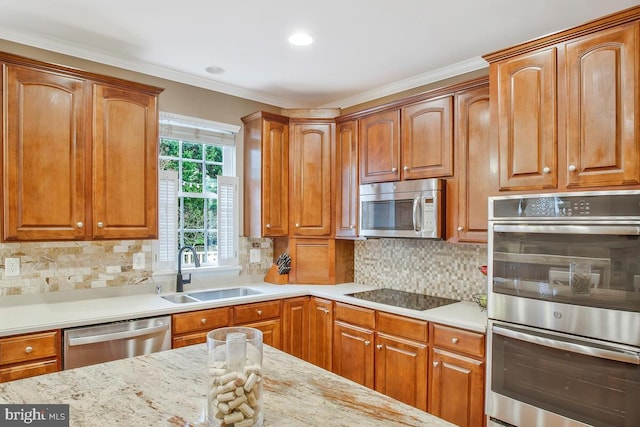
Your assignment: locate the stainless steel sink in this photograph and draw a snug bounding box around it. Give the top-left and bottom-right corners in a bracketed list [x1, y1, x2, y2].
[161, 294, 198, 304]
[187, 287, 261, 301]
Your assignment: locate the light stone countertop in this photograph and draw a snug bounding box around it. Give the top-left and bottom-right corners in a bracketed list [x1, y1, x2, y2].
[0, 344, 455, 427]
[0, 282, 487, 337]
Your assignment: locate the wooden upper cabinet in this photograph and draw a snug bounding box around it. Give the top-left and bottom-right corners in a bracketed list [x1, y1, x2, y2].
[289, 121, 333, 237]
[359, 110, 400, 183]
[92, 84, 159, 239]
[335, 120, 358, 238]
[2, 64, 89, 241]
[454, 84, 491, 243]
[1, 53, 163, 241]
[495, 47, 557, 191]
[401, 96, 453, 180]
[242, 112, 289, 237]
[564, 22, 640, 188]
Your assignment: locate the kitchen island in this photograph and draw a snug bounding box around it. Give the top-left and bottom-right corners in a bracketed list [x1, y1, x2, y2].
[0, 344, 454, 427]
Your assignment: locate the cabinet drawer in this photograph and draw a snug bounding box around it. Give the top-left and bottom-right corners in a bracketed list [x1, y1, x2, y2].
[431, 323, 485, 358]
[0, 358, 59, 382]
[234, 300, 281, 324]
[377, 311, 428, 342]
[0, 330, 60, 365]
[172, 308, 230, 335]
[334, 302, 375, 329]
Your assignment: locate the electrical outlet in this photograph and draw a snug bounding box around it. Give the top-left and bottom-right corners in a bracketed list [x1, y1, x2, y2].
[5, 257, 20, 277]
[133, 253, 145, 270]
[249, 248, 261, 263]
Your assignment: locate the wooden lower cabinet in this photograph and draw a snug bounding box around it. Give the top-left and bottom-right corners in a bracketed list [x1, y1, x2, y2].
[309, 297, 333, 370]
[429, 323, 486, 427]
[171, 307, 230, 348]
[0, 330, 61, 382]
[239, 318, 281, 349]
[282, 297, 310, 358]
[233, 300, 283, 350]
[332, 320, 375, 388]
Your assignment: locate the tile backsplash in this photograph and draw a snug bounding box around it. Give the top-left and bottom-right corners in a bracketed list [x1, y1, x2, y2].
[354, 238, 488, 302]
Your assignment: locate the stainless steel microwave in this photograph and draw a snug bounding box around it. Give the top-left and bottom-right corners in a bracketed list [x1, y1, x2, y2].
[359, 178, 444, 239]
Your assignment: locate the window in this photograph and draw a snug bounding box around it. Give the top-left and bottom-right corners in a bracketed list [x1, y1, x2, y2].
[155, 112, 240, 271]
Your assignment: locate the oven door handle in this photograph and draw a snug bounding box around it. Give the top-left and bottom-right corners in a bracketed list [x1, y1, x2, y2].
[493, 224, 640, 235]
[67, 323, 170, 346]
[493, 325, 640, 365]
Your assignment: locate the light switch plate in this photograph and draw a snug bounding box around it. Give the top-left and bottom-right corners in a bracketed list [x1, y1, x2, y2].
[133, 253, 145, 270]
[5, 257, 20, 277]
[249, 248, 261, 263]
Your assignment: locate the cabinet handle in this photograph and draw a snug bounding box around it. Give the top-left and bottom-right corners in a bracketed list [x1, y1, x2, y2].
[568, 164, 577, 172]
[451, 337, 459, 344]
[25, 346, 33, 354]
[364, 340, 371, 346]
[376, 344, 383, 350]
[433, 361, 439, 367]
[322, 308, 329, 314]
[403, 166, 409, 171]
[97, 222, 104, 228]
[256, 309, 263, 316]
[542, 166, 551, 174]
[265, 224, 271, 229]
[391, 167, 397, 172]
[457, 226, 464, 232]
[201, 318, 207, 324]
[76, 221, 84, 228]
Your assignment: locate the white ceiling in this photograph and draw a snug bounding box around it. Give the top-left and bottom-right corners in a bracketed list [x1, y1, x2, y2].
[0, 0, 638, 109]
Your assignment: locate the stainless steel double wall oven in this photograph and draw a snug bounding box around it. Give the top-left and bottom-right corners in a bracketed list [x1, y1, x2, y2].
[486, 191, 640, 427]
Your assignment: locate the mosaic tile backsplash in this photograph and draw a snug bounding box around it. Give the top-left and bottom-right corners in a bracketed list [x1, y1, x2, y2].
[354, 238, 488, 302]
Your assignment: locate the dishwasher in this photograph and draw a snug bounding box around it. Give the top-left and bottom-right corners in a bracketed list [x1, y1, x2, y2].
[63, 316, 172, 369]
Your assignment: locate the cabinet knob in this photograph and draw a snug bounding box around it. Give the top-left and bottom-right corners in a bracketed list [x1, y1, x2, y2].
[201, 318, 207, 324]
[376, 344, 383, 350]
[76, 221, 84, 228]
[433, 361, 439, 367]
[451, 337, 459, 344]
[457, 226, 464, 232]
[322, 308, 329, 314]
[349, 225, 354, 229]
[295, 223, 300, 228]
[542, 166, 551, 174]
[403, 166, 409, 171]
[391, 167, 397, 172]
[97, 222, 104, 228]
[568, 164, 577, 172]
[364, 340, 371, 346]
[25, 346, 33, 354]
[256, 309, 263, 316]
[265, 224, 271, 229]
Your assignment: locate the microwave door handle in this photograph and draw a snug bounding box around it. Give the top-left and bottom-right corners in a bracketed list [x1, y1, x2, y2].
[413, 196, 421, 232]
[493, 224, 640, 236]
[493, 325, 640, 365]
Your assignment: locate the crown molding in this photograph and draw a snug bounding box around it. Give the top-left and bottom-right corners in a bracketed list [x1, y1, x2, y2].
[323, 57, 489, 109]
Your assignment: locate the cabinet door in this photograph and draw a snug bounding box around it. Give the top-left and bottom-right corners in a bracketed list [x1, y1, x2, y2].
[359, 110, 400, 183]
[495, 48, 557, 190]
[401, 96, 453, 180]
[332, 321, 374, 388]
[262, 117, 289, 236]
[375, 333, 428, 411]
[0, 359, 59, 383]
[92, 84, 158, 239]
[335, 120, 358, 238]
[290, 122, 333, 236]
[564, 22, 640, 188]
[309, 297, 333, 371]
[282, 297, 309, 361]
[429, 348, 485, 427]
[242, 319, 282, 350]
[454, 85, 491, 243]
[3, 64, 88, 240]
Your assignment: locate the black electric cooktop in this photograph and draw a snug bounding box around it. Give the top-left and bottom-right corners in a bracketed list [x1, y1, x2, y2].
[346, 288, 459, 311]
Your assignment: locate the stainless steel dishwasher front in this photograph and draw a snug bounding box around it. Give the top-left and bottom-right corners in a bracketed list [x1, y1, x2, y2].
[63, 316, 172, 369]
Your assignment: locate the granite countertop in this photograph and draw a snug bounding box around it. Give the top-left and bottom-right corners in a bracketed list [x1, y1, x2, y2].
[0, 282, 487, 337]
[0, 344, 455, 427]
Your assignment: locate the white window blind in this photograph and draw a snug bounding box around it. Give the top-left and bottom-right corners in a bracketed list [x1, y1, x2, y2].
[217, 176, 238, 266]
[155, 170, 179, 271]
[159, 112, 238, 147]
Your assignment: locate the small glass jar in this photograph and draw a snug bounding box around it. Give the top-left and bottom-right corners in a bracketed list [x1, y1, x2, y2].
[207, 327, 263, 427]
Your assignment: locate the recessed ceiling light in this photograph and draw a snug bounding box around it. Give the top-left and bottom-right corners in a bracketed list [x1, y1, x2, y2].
[205, 66, 225, 75]
[288, 32, 313, 46]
